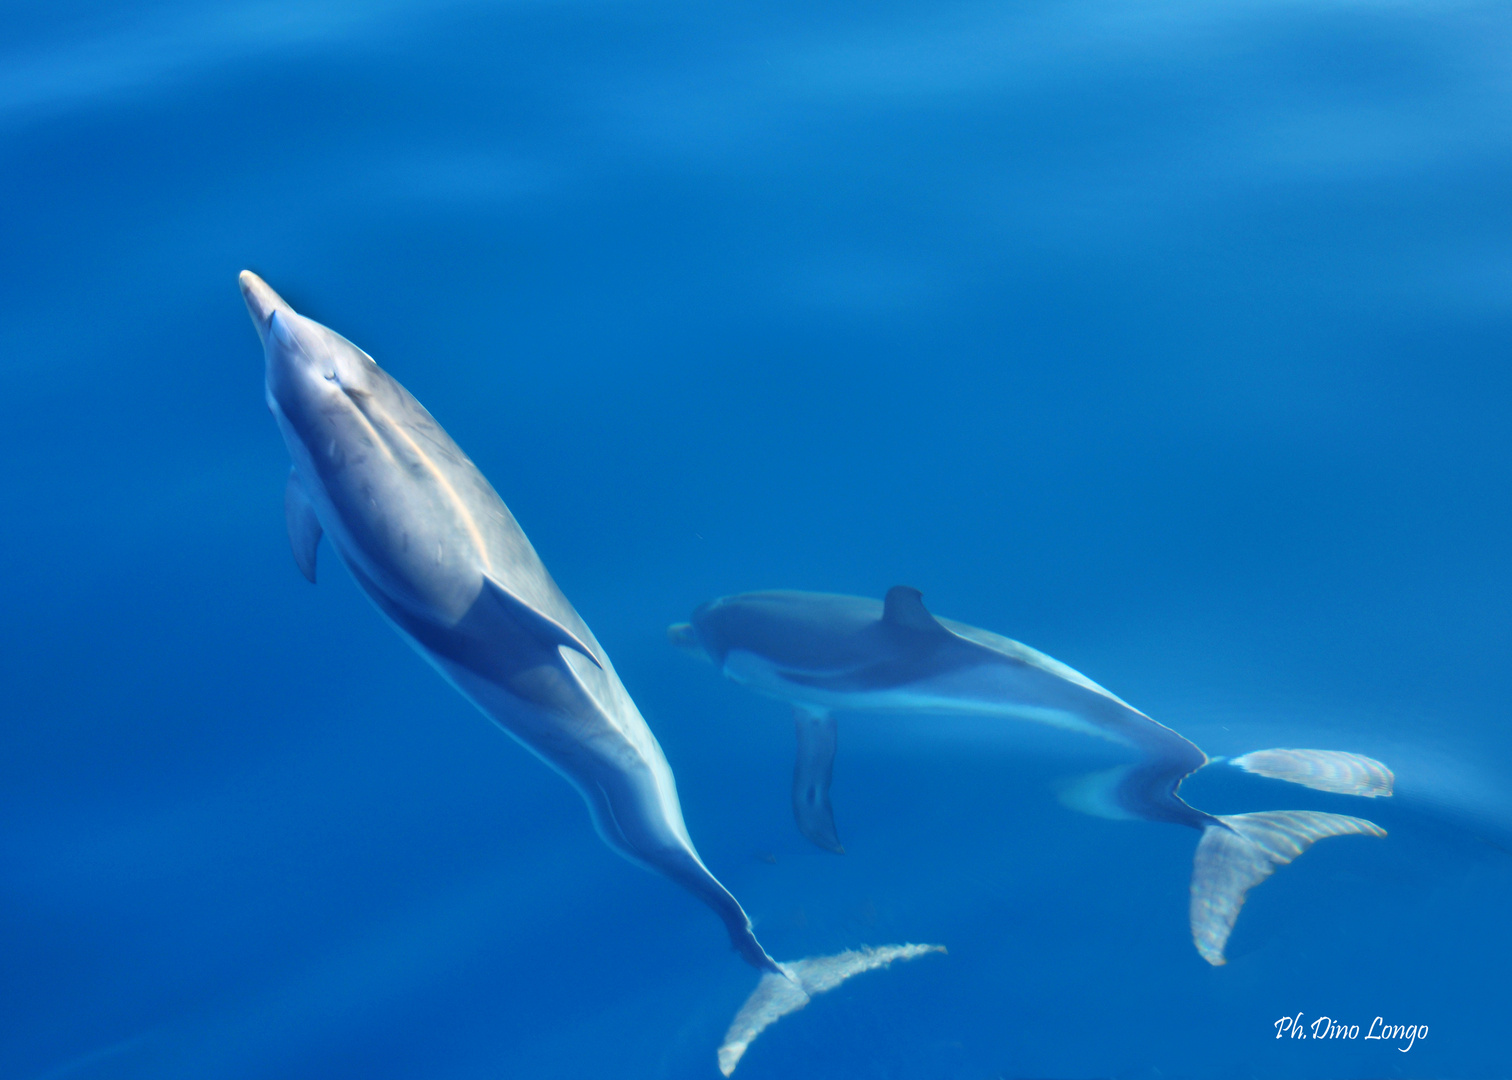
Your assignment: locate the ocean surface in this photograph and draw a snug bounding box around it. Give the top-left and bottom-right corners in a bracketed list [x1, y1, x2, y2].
[3, 1, 1511, 1077]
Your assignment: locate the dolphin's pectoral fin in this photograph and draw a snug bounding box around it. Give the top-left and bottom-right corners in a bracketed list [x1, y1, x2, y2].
[718, 944, 945, 1075]
[791, 706, 843, 853]
[283, 468, 322, 583]
[1189, 810, 1386, 965]
[479, 576, 602, 669]
[1228, 748, 1395, 798]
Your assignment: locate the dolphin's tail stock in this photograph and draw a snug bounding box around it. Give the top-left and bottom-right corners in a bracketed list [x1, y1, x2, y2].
[1189, 810, 1386, 965]
[717, 944, 946, 1075]
[1055, 728, 1215, 830]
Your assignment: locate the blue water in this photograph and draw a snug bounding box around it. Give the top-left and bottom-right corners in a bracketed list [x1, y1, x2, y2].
[3, 1, 1511, 1077]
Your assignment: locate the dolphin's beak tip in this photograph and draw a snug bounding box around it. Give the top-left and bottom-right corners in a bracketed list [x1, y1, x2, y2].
[238, 269, 267, 307]
[667, 622, 714, 664]
[238, 270, 289, 343]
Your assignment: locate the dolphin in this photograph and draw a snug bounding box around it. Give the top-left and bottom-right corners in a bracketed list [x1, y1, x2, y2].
[239, 274, 940, 1073]
[670, 587, 1392, 964]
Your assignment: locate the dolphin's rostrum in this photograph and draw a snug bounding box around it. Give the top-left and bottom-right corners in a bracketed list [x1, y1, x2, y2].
[240, 273, 940, 1072]
[672, 587, 1393, 965]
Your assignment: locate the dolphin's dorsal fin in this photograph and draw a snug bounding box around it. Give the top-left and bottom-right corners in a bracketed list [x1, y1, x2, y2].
[881, 586, 947, 635]
[284, 468, 322, 583]
[480, 576, 603, 669]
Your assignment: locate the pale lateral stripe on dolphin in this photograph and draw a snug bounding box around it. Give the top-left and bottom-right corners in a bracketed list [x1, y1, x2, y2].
[240, 273, 941, 1071]
[672, 587, 1390, 964]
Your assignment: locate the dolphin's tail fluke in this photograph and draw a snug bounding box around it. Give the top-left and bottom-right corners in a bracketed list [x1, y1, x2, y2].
[1189, 810, 1386, 965]
[717, 943, 945, 1075]
[1222, 748, 1395, 798]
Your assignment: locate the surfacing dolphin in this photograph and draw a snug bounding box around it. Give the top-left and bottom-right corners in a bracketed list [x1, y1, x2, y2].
[239, 274, 940, 1074]
[670, 587, 1393, 965]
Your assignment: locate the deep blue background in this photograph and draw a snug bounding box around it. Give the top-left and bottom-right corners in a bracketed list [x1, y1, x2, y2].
[2, 1, 1510, 1077]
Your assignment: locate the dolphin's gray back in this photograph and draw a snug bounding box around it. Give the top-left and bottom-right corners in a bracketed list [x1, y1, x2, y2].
[359, 363, 582, 629]
[325, 359, 659, 759]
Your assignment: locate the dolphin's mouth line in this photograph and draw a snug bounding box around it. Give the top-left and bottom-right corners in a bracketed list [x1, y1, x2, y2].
[775, 662, 869, 682]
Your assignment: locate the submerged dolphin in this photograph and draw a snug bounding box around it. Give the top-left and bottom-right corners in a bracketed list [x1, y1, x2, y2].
[671, 587, 1392, 964]
[240, 274, 940, 1073]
